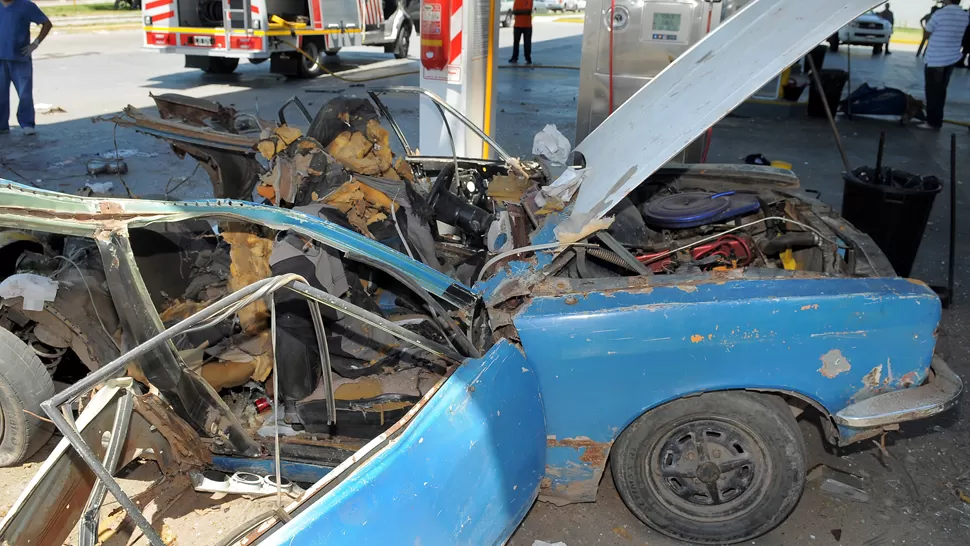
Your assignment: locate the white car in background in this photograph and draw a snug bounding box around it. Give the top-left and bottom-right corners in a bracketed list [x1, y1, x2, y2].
[828, 11, 892, 54]
[546, 0, 580, 12]
[500, 0, 549, 27]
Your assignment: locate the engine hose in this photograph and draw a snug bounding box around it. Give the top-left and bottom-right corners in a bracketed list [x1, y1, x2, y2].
[761, 232, 820, 255]
[586, 247, 641, 273]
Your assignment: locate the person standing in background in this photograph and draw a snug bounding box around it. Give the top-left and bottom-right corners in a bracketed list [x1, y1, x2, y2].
[0, 0, 51, 136]
[961, 6, 970, 67]
[509, 0, 533, 64]
[877, 3, 894, 54]
[918, 2, 944, 57]
[921, 0, 969, 129]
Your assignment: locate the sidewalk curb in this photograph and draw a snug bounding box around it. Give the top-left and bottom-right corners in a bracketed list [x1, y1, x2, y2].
[50, 14, 141, 26]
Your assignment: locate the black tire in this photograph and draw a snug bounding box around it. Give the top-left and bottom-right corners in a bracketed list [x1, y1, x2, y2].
[828, 36, 839, 52]
[385, 23, 412, 59]
[0, 327, 55, 466]
[502, 11, 512, 28]
[873, 44, 884, 54]
[611, 392, 806, 545]
[296, 41, 323, 78]
[201, 57, 239, 74]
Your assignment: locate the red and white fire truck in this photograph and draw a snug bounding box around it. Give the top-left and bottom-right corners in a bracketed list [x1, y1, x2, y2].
[142, 0, 417, 76]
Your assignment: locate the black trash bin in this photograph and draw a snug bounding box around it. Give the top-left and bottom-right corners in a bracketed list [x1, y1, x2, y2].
[807, 69, 848, 118]
[841, 167, 942, 277]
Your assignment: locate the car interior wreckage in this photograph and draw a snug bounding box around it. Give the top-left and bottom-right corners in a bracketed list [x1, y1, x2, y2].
[0, 0, 962, 544]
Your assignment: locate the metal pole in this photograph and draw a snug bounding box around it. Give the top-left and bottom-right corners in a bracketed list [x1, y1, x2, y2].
[806, 53, 852, 173]
[846, 42, 852, 120]
[949, 133, 957, 305]
[43, 394, 165, 546]
[78, 387, 135, 546]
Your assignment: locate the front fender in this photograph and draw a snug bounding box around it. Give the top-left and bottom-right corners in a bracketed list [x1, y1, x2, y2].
[514, 276, 941, 504]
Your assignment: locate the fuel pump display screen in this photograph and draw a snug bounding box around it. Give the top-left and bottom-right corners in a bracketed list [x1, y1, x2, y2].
[652, 12, 682, 32]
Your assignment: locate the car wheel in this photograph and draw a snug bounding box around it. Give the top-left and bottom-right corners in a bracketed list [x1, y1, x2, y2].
[0, 327, 55, 466]
[502, 10, 512, 27]
[297, 41, 323, 78]
[200, 57, 239, 74]
[611, 392, 806, 545]
[873, 44, 884, 54]
[386, 22, 412, 59]
[828, 36, 839, 52]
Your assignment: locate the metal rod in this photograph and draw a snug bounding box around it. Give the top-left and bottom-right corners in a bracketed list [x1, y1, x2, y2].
[875, 132, 886, 184]
[42, 392, 164, 546]
[366, 86, 516, 164]
[949, 133, 957, 304]
[368, 90, 414, 157]
[78, 385, 135, 546]
[47, 274, 461, 413]
[287, 281, 462, 362]
[46, 275, 293, 410]
[270, 295, 282, 508]
[846, 42, 852, 120]
[39, 274, 463, 546]
[805, 54, 852, 172]
[308, 300, 337, 425]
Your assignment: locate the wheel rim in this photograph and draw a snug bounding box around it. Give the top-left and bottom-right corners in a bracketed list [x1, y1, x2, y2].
[645, 418, 770, 521]
[399, 27, 411, 57]
[302, 42, 320, 73]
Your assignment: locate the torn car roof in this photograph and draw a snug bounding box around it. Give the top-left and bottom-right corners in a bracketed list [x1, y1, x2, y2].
[570, 0, 882, 221]
[0, 180, 477, 310]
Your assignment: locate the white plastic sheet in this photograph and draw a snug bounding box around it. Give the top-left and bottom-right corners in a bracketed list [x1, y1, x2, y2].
[532, 124, 572, 165]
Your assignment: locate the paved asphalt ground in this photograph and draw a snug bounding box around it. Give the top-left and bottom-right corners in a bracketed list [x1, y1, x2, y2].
[3, 19, 970, 546]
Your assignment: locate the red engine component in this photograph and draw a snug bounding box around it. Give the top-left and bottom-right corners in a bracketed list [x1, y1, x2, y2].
[637, 234, 754, 273]
[254, 397, 271, 413]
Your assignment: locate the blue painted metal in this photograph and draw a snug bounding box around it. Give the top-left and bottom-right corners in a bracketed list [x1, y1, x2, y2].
[262, 340, 546, 545]
[0, 181, 476, 309]
[476, 210, 566, 298]
[514, 276, 941, 502]
[210, 456, 332, 484]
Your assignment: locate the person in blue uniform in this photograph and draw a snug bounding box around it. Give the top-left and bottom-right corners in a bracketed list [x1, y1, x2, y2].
[0, 0, 52, 135]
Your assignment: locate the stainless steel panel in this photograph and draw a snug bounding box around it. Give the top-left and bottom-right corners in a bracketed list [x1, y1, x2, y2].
[576, 0, 752, 148]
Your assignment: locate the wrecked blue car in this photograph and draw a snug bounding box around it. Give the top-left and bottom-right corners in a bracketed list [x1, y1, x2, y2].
[0, 1, 961, 545]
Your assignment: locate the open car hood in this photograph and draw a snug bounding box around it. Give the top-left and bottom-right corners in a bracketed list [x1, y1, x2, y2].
[569, 0, 882, 222]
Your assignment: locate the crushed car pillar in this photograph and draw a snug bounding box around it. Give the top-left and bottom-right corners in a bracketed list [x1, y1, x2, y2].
[95, 230, 262, 457]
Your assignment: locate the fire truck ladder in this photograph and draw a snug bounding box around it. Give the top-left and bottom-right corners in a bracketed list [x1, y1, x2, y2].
[223, 0, 254, 42]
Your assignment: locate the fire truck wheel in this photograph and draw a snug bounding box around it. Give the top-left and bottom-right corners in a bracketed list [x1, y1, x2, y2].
[201, 57, 239, 74]
[386, 22, 412, 59]
[297, 42, 324, 78]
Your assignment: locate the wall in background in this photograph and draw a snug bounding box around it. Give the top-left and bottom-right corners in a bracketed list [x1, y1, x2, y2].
[889, 1, 944, 28]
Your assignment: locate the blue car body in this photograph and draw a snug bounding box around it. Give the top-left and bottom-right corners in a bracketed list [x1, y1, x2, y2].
[0, 177, 959, 545]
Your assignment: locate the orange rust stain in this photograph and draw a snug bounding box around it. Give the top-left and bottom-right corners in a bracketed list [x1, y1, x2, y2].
[900, 371, 920, 388]
[800, 304, 819, 311]
[98, 201, 125, 214]
[904, 278, 929, 287]
[547, 436, 610, 465]
[690, 334, 704, 343]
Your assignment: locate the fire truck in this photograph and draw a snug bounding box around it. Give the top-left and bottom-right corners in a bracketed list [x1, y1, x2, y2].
[142, 0, 417, 76]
